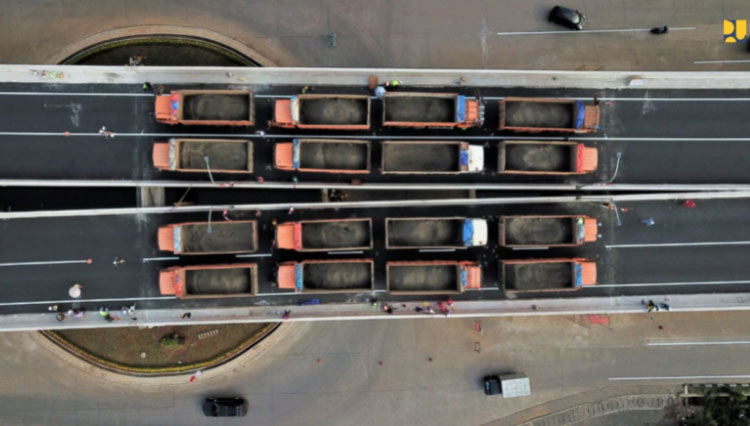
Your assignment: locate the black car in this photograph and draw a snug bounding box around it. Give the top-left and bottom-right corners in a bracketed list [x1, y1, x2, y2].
[483, 376, 501, 395]
[202, 397, 248, 417]
[548, 5, 586, 30]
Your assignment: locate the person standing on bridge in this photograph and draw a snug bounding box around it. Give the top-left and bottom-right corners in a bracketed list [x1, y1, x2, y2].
[640, 218, 656, 226]
[68, 283, 82, 299]
[680, 200, 696, 208]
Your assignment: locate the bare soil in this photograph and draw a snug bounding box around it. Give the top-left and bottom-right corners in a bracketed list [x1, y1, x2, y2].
[502, 143, 573, 172]
[504, 262, 573, 290]
[182, 94, 250, 121]
[504, 217, 573, 245]
[503, 101, 573, 128]
[299, 141, 369, 170]
[52, 323, 272, 369]
[299, 98, 368, 125]
[387, 219, 463, 247]
[181, 222, 256, 253]
[303, 262, 373, 290]
[382, 143, 459, 172]
[301, 220, 371, 249]
[388, 265, 457, 292]
[179, 141, 251, 171]
[384, 96, 454, 123]
[185, 268, 254, 295]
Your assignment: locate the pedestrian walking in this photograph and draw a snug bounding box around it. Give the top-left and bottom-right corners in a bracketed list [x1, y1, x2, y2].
[641, 218, 656, 226]
[181, 312, 192, 319]
[56, 313, 66, 322]
[645, 300, 658, 312]
[113, 257, 126, 266]
[73, 309, 85, 318]
[47, 304, 59, 312]
[282, 310, 291, 320]
[374, 86, 386, 99]
[659, 303, 671, 311]
[68, 283, 82, 298]
[104, 314, 114, 322]
[99, 307, 109, 317]
[385, 79, 402, 88]
[681, 200, 696, 208]
[142, 82, 153, 92]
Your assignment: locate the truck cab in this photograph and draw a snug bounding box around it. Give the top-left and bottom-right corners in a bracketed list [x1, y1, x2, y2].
[465, 218, 488, 246]
[464, 145, 484, 173]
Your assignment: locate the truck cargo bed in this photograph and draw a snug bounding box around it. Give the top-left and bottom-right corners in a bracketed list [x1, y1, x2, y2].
[388, 265, 456, 292]
[504, 262, 573, 290]
[382, 143, 460, 173]
[299, 141, 369, 171]
[185, 268, 255, 295]
[182, 94, 251, 121]
[503, 101, 573, 128]
[180, 222, 257, 253]
[303, 263, 373, 290]
[387, 219, 463, 247]
[299, 98, 368, 125]
[384, 96, 454, 123]
[302, 220, 371, 250]
[178, 140, 251, 171]
[502, 143, 574, 172]
[504, 217, 573, 246]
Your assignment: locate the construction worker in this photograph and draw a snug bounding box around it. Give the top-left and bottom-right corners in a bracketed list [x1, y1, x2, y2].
[385, 79, 402, 88]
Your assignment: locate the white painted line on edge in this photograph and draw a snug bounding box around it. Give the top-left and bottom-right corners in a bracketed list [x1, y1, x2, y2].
[328, 250, 364, 255]
[235, 253, 273, 258]
[695, 59, 750, 65]
[648, 340, 750, 347]
[607, 241, 750, 249]
[419, 248, 457, 253]
[0, 296, 176, 307]
[512, 246, 550, 251]
[496, 27, 695, 36]
[142, 256, 179, 263]
[610, 374, 750, 381]
[0, 259, 91, 267]
[597, 280, 750, 288]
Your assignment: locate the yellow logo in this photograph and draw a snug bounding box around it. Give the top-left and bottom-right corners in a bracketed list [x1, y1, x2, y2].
[724, 20, 748, 42]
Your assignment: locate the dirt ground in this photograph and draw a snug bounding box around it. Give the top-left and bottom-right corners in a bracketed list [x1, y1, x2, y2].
[504, 217, 573, 246]
[301, 220, 371, 250]
[185, 268, 254, 295]
[52, 323, 271, 368]
[299, 98, 368, 125]
[382, 143, 459, 172]
[182, 94, 251, 121]
[504, 262, 573, 290]
[503, 101, 573, 128]
[384, 97, 454, 123]
[181, 222, 256, 253]
[178, 140, 251, 171]
[388, 265, 457, 292]
[502, 143, 573, 172]
[299, 141, 369, 171]
[303, 262, 373, 290]
[387, 219, 463, 247]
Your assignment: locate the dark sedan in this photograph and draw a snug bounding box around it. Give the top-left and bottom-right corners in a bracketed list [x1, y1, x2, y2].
[202, 397, 248, 417]
[548, 5, 586, 30]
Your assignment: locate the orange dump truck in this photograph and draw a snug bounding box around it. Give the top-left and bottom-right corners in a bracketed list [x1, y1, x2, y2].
[275, 218, 372, 252]
[501, 258, 596, 293]
[274, 139, 370, 173]
[386, 261, 482, 294]
[500, 215, 597, 248]
[382, 92, 484, 128]
[155, 90, 254, 126]
[271, 94, 370, 130]
[158, 220, 258, 255]
[499, 97, 599, 133]
[159, 263, 258, 298]
[153, 139, 253, 173]
[277, 259, 374, 293]
[499, 141, 597, 175]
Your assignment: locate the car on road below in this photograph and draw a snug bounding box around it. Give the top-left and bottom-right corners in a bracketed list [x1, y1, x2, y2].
[202, 397, 248, 417]
[548, 5, 586, 30]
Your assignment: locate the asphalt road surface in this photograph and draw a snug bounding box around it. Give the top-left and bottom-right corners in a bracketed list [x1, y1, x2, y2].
[2, 197, 750, 315]
[3, 84, 750, 184]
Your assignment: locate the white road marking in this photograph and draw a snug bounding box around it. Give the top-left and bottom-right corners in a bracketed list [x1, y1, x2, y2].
[0, 296, 176, 306]
[0, 259, 91, 267]
[610, 374, 750, 381]
[512, 246, 550, 250]
[328, 250, 364, 255]
[597, 280, 750, 288]
[648, 340, 750, 347]
[607, 241, 750, 249]
[695, 59, 750, 64]
[496, 27, 695, 36]
[142, 256, 179, 262]
[235, 253, 273, 258]
[419, 248, 456, 253]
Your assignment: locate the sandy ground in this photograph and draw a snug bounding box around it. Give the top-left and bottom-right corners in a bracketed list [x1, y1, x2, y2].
[382, 143, 459, 173]
[301, 220, 371, 250]
[388, 264, 457, 292]
[504, 262, 574, 291]
[179, 140, 251, 171]
[181, 222, 256, 253]
[503, 101, 574, 128]
[182, 94, 250, 121]
[384, 96, 454, 123]
[502, 143, 573, 172]
[303, 262, 373, 290]
[504, 217, 573, 246]
[299, 98, 368, 125]
[387, 219, 463, 248]
[299, 141, 370, 171]
[185, 268, 254, 295]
